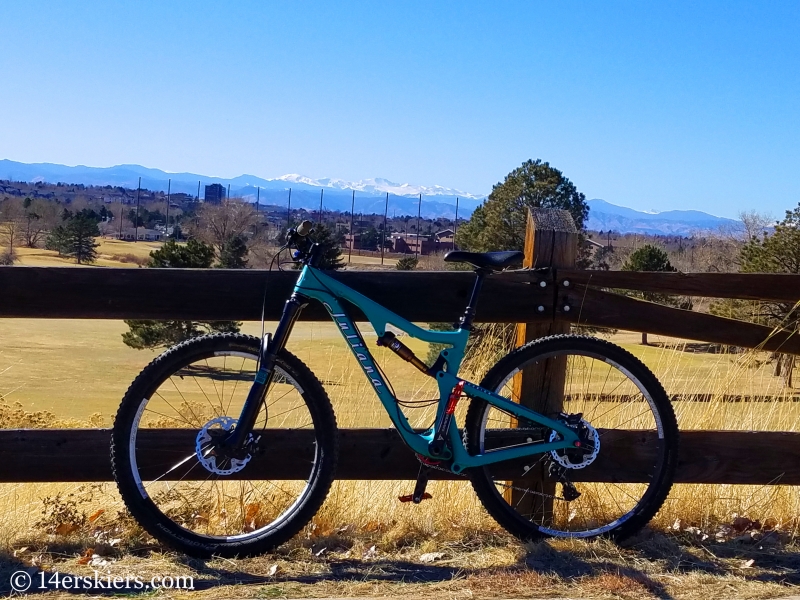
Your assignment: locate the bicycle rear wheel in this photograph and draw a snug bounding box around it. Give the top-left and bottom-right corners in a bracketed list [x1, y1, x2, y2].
[111, 333, 338, 557]
[465, 335, 678, 541]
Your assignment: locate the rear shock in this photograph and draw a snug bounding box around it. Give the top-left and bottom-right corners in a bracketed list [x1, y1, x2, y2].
[376, 331, 430, 374]
[428, 380, 464, 456]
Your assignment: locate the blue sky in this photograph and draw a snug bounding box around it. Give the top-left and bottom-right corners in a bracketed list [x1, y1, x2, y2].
[0, 1, 798, 218]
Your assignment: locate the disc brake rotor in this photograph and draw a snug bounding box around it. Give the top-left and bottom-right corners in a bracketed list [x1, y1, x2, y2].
[195, 416, 252, 475]
[548, 419, 600, 469]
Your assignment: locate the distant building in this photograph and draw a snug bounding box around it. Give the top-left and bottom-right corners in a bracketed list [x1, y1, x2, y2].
[389, 230, 456, 255]
[391, 233, 434, 255]
[204, 183, 226, 204]
[433, 229, 456, 252]
[115, 228, 164, 242]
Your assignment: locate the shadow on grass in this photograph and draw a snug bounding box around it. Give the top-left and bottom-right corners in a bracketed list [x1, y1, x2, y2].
[1, 532, 799, 596]
[650, 341, 734, 354]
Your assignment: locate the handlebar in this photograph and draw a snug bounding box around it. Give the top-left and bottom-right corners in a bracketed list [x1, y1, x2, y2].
[284, 220, 319, 267]
[296, 220, 313, 237]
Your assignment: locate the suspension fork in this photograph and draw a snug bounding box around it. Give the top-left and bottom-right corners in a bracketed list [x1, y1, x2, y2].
[225, 292, 308, 449]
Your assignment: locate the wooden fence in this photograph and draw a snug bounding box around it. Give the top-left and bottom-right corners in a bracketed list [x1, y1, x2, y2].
[1, 208, 799, 485]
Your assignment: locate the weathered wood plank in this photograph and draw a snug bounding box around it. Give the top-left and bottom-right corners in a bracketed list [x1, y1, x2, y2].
[561, 286, 800, 355]
[1, 428, 798, 485]
[512, 209, 577, 516]
[559, 270, 800, 302]
[0, 267, 550, 322]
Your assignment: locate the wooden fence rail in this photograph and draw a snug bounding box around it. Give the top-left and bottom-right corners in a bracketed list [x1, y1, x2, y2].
[2, 207, 800, 485]
[2, 270, 800, 354]
[559, 269, 800, 302]
[3, 429, 799, 485]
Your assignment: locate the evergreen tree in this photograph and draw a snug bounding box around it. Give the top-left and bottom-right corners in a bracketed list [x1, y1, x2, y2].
[149, 238, 215, 268]
[122, 239, 242, 350]
[44, 212, 100, 263]
[45, 224, 70, 255]
[456, 159, 589, 252]
[359, 226, 380, 251]
[711, 204, 800, 385]
[217, 235, 249, 268]
[67, 213, 101, 264]
[396, 256, 419, 270]
[621, 245, 684, 345]
[306, 224, 344, 270]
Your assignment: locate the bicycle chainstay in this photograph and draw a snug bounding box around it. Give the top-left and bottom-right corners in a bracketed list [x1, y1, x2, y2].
[413, 454, 570, 503]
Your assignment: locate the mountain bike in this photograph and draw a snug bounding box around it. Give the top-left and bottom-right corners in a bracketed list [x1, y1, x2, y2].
[111, 221, 679, 557]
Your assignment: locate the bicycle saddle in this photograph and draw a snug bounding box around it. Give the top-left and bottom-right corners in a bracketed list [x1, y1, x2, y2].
[443, 250, 524, 271]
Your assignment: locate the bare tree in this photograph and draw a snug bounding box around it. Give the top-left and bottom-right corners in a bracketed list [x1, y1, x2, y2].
[739, 210, 774, 241]
[191, 198, 258, 252]
[0, 198, 25, 260]
[22, 198, 59, 248]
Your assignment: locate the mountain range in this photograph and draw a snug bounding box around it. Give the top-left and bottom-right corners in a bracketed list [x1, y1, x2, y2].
[586, 199, 743, 236]
[0, 160, 481, 220]
[1, 159, 742, 235]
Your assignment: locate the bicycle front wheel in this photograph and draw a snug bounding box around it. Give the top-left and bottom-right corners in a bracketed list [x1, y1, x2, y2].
[111, 333, 338, 557]
[465, 335, 678, 541]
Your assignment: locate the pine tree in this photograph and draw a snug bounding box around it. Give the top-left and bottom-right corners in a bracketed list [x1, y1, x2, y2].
[304, 224, 344, 270]
[217, 235, 249, 269]
[122, 239, 242, 350]
[67, 213, 100, 264]
[621, 245, 684, 345]
[45, 224, 70, 255]
[44, 210, 100, 263]
[359, 226, 380, 251]
[395, 256, 418, 270]
[456, 159, 589, 252]
[148, 238, 215, 268]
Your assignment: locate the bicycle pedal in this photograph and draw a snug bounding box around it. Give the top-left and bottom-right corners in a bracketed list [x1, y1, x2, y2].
[398, 492, 432, 503]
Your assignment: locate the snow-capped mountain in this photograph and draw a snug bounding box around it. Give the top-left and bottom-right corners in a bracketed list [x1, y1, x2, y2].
[0, 159, 744, 234]
[0, 160, 484, 218]
[275, 174, 484, 199]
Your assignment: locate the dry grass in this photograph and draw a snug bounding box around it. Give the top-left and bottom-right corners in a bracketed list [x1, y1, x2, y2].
[1, 522, 798, 598]
[10, 238, 162, 268]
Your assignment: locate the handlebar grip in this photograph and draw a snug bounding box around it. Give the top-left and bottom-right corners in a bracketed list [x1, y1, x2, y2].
[296, 220, 313, 237]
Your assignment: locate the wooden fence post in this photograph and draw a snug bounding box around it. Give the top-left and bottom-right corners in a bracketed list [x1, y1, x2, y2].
[509, 208, 578, 520]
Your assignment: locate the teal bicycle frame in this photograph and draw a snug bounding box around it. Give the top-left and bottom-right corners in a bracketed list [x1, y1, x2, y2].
[288, 265, 580, 474]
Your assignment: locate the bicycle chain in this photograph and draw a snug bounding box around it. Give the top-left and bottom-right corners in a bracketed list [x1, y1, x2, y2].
[414, 454, 568, 503]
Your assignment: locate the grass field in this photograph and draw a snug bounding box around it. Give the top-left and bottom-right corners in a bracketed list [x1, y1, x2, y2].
[5, 319, 798, 531]
[2, 319, 799, 430]
[13, 239, 161, 268]
[12, 238, 398, 269]
[0, 319, 438, 426]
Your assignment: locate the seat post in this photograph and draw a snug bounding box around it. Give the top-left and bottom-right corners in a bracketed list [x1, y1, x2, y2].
[457, 269, 488, 331]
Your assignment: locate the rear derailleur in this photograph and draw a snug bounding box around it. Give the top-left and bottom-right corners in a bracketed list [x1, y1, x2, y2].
[548, 461, 581, 502]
